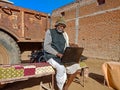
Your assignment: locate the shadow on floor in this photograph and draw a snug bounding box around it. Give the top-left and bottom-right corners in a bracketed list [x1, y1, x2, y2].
[89, 73, 104, 84]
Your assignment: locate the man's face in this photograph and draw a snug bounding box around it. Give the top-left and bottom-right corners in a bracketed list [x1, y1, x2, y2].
[56, 24, 65, 32]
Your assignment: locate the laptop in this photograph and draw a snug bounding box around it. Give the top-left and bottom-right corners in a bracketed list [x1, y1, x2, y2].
[61, 47, 84, 66]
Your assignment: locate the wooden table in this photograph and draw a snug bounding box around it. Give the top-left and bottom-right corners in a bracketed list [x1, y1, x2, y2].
[0, 64, 55, 90]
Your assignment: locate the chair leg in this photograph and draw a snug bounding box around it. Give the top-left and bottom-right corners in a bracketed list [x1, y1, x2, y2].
[82, 68, 85, 87]
[74, 68, 88, 87]
[64, 67, 89, 90]
[76, 69, 85, 87]
[64, 71, 78, 90]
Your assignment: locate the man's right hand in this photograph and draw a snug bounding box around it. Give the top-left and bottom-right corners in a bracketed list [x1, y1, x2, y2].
[56, 53, 63, 59]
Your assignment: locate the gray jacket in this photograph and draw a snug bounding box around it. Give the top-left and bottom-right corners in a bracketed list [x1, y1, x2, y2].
[44, 29, 69, 56]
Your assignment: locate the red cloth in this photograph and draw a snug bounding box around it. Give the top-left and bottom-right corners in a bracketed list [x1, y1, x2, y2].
[23, 65, 36, 76]
[13, 65, 24, 69]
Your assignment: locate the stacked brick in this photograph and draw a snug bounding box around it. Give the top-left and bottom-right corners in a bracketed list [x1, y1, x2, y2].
[51, 0, 120, 61]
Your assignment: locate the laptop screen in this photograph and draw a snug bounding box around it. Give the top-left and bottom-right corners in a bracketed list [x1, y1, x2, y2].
[61, 47, 84, 65]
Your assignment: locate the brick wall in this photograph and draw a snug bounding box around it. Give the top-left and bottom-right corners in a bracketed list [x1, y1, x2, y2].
[51, 0, 120, 61]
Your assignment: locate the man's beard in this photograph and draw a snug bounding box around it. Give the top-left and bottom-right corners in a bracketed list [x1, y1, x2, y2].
[57, 29, 64, 33]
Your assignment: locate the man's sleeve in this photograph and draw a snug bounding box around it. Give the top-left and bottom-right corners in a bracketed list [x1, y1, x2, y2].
[44, 29, 58, 55]
[63, 32, 69, 47]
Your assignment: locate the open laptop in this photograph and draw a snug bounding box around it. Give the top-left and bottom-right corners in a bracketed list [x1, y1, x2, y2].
[61, 47, 84, 66]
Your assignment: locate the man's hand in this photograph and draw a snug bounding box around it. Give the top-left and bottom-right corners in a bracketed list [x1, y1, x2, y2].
[56, 53, 63, 58]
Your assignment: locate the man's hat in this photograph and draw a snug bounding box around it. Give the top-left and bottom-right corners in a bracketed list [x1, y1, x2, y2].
[55, 17, 66, 28]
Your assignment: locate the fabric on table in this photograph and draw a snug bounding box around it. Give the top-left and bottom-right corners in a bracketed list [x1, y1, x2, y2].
[0, 65, 14, 79]
[23, 65, 36, 76]
[11, 65, 24, 78]
[0, 63, 55, 80]
[35, 66, 54, 75]
[31, 62, 54, 75]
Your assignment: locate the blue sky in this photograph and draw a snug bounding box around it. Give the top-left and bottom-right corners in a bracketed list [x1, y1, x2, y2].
[10, 0, 74, 14]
